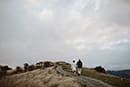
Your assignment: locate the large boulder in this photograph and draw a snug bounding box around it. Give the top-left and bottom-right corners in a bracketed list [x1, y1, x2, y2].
[56, 61, 71, 71]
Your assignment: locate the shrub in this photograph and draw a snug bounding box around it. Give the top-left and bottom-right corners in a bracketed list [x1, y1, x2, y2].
[24, 63, 29, 72]
[94, 66, 106, 73]
[35, 62, 44, 69]
[15, 66, 23, 73]
[44, 61, 54, 68]
[28, 65, 35, 71]
[0, 65, 12, 78]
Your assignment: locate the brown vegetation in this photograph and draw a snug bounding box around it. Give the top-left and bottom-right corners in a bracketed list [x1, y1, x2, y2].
[0, 65, 12, 78]
[0, 67, 81, 87]
[44, 61, 55, 68]
[1, 61, 130, 87]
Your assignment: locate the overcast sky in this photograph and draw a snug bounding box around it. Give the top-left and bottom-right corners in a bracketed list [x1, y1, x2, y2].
[0, 0, 130, 70]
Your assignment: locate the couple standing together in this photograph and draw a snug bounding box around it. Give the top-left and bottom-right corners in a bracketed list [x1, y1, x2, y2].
[71, 59, 83, 76]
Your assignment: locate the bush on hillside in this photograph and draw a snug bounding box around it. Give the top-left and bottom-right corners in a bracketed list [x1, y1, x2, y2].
[44, 61, 54, 68]
[24, 63, 29, 72]
[28, 65, 35, 71]
[15, 66, 23, 73]
[0, 65, 12, 78]
[35, 62, 44, 69]
[94, 66, 106, 73]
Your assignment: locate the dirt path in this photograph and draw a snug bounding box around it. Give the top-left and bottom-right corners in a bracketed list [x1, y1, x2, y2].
[77, 76, 113, 87]
[56, 66, 113, 87]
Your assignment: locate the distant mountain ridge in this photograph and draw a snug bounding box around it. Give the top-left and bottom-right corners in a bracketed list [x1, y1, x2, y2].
[107, 70, 130, 78]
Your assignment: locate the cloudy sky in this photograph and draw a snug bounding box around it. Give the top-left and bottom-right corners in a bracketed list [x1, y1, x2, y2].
[0, 0, 130, 70]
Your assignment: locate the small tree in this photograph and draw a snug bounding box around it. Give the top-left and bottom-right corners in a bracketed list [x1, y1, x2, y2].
[2, 66, 12, 74]
[0, 65, 12, 78]
[24, 63, 29, 72]
[16, 66, 23, 73]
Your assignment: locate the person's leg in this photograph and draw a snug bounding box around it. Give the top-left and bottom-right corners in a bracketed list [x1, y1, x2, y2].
[73, 71, 77, 76]
[79, 68, 82, 75]
[77, 68, 82, 76]
[77, 68, 80, 76]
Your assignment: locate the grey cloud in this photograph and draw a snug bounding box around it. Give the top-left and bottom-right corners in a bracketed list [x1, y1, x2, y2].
[96, 0, 130, 27]
[0, 0, 130, 70]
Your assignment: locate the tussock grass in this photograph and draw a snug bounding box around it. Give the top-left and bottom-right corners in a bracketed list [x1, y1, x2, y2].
[0, 67, 82, 87]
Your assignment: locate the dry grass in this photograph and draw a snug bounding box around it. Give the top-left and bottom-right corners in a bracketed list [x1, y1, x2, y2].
[82, 68, 130, 87]
[0, 67, 82, 87]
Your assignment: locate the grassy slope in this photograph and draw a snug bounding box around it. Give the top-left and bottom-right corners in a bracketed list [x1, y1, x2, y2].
[0, 67, 82, 87]
[82, 68, 130, 87]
